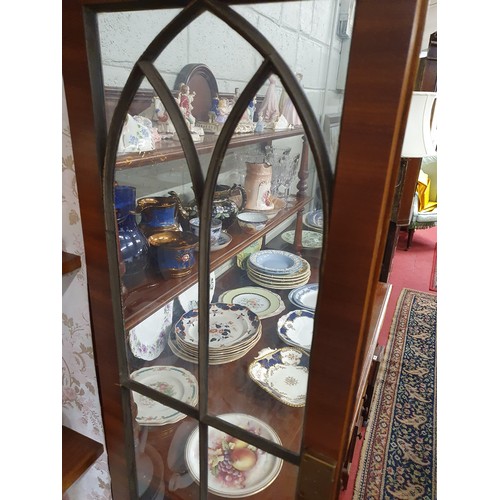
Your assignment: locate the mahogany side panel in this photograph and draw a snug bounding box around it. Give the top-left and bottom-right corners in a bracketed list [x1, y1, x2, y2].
[300, 0, 429, 496]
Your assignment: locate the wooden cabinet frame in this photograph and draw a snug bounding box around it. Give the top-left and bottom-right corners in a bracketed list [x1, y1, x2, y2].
[62, 1, 428, 498]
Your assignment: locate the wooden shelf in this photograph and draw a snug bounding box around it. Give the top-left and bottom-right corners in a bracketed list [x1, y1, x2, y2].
[62, 425, 104, 493]
[115, 127, 305, 170]
[123, 196, 311, 330]
[62, 251, 81, 275]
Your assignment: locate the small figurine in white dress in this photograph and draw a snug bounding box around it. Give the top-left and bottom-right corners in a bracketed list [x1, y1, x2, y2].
[279, 72, 303, 127]
[259, 75, 280, 124]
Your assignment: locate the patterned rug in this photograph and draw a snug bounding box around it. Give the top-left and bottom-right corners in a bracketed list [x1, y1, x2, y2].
[353, 288, 437, 499]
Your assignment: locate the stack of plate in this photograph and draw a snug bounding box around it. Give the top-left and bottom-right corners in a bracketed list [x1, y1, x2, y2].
[303, 209, 323, 231]
[246, 250, 311, 290]
[288, 283, 318, 311]
[277, 309, 315, 351]
[130, 366, 198, 426]
[168, 303, 262, 365]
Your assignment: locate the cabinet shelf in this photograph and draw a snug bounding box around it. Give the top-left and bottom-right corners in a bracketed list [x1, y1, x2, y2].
[62, 425, 104, 493]
[123, 196, 311, 330]
[115, 127, 305, 170]
[62, 251, 81, 275]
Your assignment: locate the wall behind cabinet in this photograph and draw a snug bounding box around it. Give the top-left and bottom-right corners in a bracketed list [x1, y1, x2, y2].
[62, 84, 112, 500]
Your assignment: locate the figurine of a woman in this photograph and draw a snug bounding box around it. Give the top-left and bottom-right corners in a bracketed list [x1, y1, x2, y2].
[259, 75, 280, 123]
[178, 83, 196, 129]
[279, 73, 303, 127]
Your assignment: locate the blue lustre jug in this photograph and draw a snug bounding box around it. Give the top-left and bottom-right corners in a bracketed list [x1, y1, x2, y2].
[114, 185, 149, 289]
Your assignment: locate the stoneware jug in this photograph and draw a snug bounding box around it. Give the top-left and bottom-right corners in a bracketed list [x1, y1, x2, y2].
[244, 161, 274, 211]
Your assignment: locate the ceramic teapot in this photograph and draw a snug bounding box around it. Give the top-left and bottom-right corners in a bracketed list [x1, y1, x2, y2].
[176, 184, 247, 230]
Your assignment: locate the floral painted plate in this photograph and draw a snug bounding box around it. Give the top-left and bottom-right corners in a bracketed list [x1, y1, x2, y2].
[288, 283, 319, 311]
[280, 230, 323, 249]
[130, 366, 198, 425]
[212, 231, 232, 251]
[185, 413, 283, 498]
[218, 286, 285, 320]
[248, 347, 309, 407]
[277, 310, 315, 350]
[174, 303, 261, 349]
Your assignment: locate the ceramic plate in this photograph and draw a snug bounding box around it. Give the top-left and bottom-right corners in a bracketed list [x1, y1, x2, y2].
[280, 230, 323, 249]
[303, 209, 323, 231]
[178, 272, 216, 313]
[248, 347, 309, 407]
[218, 287, 285, 319]
[288, 283, 319, 311]
[212, 232, 232, 251]
[174, 303, 261, 349]
[130, 366, 198, 425]
[185, 413, 283, 497]
[248, 250, 302, 275]
[129, 302, 173, 361]
[277, 310, 315, 350]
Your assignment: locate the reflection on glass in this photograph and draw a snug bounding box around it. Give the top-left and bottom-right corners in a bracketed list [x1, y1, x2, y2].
[132, 405, 199, 499]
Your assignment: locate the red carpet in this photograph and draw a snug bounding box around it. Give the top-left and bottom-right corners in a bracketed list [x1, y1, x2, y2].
[340, 225, 437, 499]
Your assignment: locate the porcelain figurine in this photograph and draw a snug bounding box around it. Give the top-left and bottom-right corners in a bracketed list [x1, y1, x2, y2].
[259, 75, 280, 126]
[279, 73, 303, 127]
[118, 114, 155, 153]
[140, 96, 175, 137]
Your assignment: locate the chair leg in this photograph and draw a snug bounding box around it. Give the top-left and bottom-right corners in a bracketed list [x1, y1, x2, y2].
[406, 228, 415, 250]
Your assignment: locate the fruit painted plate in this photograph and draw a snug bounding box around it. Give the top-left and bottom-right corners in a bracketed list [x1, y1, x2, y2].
[130, 366, 198, 425]
[185, 413, 283, 498]
[248, 347, 309, 407]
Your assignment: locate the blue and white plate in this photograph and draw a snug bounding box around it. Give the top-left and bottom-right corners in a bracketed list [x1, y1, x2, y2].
[248, 250, 302, 275]
[288, 283, 318, 311]
[303, 209, 323, 231]
[277, 309, 315, 350]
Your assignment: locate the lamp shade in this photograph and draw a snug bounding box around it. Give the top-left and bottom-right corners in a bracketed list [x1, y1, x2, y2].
[401, 91, 437, 158]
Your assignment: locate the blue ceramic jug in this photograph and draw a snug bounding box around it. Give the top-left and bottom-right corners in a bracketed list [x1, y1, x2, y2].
[136, 196, 184, 238]
[114, 185, 149, 288]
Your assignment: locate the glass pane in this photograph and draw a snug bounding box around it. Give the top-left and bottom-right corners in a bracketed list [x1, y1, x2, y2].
[98, 0, 356, 495]
[131, 399, 200, 499]
[185, 417, 299, 499]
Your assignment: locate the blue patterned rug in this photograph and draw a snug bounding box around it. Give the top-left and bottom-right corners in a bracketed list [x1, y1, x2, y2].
[353, 288, 437, 499]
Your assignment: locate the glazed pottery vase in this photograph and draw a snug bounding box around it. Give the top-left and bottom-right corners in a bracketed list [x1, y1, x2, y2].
[114, 185, 150, 289]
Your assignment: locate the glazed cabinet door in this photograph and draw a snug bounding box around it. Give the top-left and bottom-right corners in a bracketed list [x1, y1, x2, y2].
[62, 1, 427, 498]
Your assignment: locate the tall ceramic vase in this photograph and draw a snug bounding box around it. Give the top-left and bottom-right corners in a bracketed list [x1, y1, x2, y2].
[114, 185, 150, 289]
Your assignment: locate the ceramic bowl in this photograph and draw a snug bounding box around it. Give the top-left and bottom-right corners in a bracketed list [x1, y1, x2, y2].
[189, 217, 222, 245]
[148, 230, 198, 279]
[237, 212, 269, 234]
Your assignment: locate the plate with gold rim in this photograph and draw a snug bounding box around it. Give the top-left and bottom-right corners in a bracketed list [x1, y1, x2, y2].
[218, 287, 285, 319]
[248, 347, 309, 407]
[130, 366, 198, 425]
[185, 413, 283, 498]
